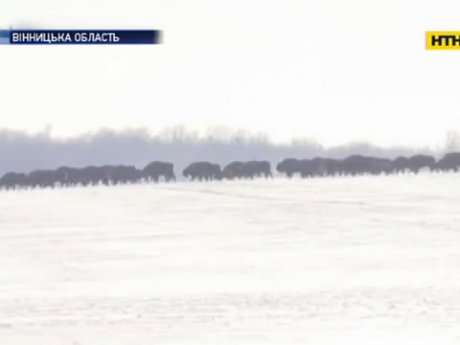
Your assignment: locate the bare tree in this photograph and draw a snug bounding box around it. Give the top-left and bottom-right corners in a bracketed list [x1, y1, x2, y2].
[157, 125, 198, 143]
[445, 129, 460, 152]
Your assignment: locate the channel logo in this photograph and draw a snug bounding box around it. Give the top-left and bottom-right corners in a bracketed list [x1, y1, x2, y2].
[426, 31, 460, 50]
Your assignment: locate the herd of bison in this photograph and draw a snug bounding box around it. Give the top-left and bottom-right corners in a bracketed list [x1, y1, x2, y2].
[1, 152, 460, 190]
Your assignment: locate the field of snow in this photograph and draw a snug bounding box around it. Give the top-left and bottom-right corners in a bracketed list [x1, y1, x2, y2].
[0, 173, 460, 344]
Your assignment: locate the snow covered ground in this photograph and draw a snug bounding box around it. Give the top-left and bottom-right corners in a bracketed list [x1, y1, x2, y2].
[0, 173, 460, 344]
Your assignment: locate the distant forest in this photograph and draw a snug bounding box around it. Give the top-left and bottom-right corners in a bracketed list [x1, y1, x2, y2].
[0, 125, 457, 178]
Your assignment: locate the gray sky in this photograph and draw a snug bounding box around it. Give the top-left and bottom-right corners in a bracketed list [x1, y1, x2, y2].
[1, 0, 460, 148]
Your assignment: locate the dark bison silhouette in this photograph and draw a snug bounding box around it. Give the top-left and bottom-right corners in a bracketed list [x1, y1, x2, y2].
[27, 169, 62, 188]
[245, 161, 272, 179]
[297, 159, 316, 178]
[392, 155, 435, 174]
[340, 155, 393, 176]
[223, 161, 246, 180]
[392, 156, 410, 174]
[224, 160, 272, 179]
[0, 172, 28, 190]
[340, 155, 371, 176]
[74, 166, 111, 186]
[106, 165, 141, 185]
[142, 161, 175, 182]
[68, 165, 141, 186]
[311, 157, 342, 177]
[183, 162, 222, 181]
[372, 158, 393, 175]
[436, 152, 460, 172]
[276, 158, 302, 178]
[55, 166, 82, 187]
[407, 155, 436, 173]
[277, 158, 342, 178]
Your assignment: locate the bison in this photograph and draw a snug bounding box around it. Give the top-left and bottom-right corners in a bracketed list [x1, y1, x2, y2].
[183, 162, 222, 181]
[142, 161, 176, 182]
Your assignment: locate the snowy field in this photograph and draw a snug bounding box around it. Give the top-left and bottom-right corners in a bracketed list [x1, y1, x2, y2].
[0, 173, 460, 344]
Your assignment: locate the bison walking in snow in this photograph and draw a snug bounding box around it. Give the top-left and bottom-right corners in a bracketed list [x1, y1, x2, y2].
[183, 161, 222, 181]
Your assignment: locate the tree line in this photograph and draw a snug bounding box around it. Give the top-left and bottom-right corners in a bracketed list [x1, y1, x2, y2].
[0, 127, 426, 178]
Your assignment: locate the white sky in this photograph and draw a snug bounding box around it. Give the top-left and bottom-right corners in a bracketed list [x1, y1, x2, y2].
[1, 0, 460, 148]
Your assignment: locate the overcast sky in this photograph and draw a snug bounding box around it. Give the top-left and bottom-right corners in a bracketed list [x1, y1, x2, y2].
[1, 0, 460, 148]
